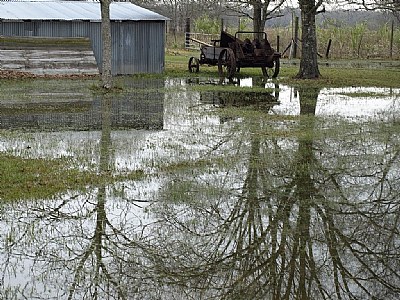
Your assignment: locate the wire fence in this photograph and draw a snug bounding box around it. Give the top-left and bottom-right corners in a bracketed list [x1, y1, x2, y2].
[174, 23, 399, 60]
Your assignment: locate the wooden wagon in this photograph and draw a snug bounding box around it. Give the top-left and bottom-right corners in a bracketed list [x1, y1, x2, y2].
[188, 31, 281, 79]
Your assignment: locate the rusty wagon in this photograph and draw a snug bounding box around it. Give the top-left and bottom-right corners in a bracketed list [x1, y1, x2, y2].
[188, 31, 281, 79]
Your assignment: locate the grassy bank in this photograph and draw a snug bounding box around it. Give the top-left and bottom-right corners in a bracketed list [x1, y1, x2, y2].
[165, 50, 400, 88]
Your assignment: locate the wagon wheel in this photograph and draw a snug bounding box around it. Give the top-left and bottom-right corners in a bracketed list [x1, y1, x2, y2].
[262, 56, 280, 78]
[218, 48, 236, 79]
[271, 57, 280, 78]
[188, 57, 200, 73]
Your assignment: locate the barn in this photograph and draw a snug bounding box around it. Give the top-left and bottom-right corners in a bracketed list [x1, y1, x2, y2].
[0, 0, 169, 75]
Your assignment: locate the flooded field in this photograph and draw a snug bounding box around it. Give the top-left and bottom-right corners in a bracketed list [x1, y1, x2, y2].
[0, 77, 399, 299]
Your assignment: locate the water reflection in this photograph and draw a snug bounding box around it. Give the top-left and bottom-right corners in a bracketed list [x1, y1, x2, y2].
[0, 79, 399, 299]
[0, 79, 164, 131]
[200, 87, 279, 112]
[146, 86, 400, 299]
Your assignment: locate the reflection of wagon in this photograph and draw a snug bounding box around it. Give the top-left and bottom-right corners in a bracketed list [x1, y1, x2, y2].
[188, 31, 281, 79]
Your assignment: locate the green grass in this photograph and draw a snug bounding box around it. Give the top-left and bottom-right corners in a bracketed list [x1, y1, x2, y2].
[165, 52, 400, 88]
[0, 36, 93, 50]
[0, 154, 88, 201]
[0, 153, 145, 201]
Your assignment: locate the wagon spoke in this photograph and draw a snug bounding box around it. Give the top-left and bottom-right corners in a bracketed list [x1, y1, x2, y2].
[271, 57, 280, 78]
[218, 49, 236, 79]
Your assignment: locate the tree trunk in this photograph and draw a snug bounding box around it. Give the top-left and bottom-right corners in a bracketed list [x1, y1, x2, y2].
[296, 1, 320, 79]
[100, 0, 112, 89]
[253, 1, 262, 33]
[252, 1, 267, 40]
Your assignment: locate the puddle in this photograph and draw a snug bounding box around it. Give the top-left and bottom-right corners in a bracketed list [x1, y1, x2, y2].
[0, 77, 399, 299]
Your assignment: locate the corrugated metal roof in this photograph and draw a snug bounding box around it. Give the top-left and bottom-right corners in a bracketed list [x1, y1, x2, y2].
[0, 1, 169, 21]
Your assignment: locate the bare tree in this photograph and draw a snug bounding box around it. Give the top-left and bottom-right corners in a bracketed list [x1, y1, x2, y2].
[225, 0, 285, 33]
[347, 0, 400, 19]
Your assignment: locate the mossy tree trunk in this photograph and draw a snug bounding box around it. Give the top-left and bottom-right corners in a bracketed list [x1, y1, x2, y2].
[101, 0, 112, 89]
[296, 0, 322, 79]
[253, 1, 263, 38]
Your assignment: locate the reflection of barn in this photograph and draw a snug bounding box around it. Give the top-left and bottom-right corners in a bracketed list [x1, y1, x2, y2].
[0, 1, 168, 75]
[0, 79, 165, 131]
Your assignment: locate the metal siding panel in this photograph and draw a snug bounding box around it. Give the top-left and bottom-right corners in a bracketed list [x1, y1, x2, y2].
[148, 23, 155, 73]
[115, 21, 165, 75]
[120, 23, 131, 74]
[36, 21, 52, 37]
[89, 22, 102, 72]
[59, 22, 72, 37]
[71, 21, 89, 37]
[111, 22, 120, 75]
[146, 22, 165, 74]
[146, 22, 164, 73]
[1, 22, 23, 36]
[122, 22, 135, 74]
[133, 22, 148, 74]
[117, 22, 137, 75]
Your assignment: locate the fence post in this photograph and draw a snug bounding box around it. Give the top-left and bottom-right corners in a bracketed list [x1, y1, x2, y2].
[390, 20, 394, 59]
[185, 18, 190, 49]
[325, 39, 332, 59]
[293, 16, 299, 59]
[277, 35, 280, 52]
[221, 18, 224, 32]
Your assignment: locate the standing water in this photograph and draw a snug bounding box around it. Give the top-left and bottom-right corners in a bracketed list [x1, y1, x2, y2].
[0, 77, 399, 299]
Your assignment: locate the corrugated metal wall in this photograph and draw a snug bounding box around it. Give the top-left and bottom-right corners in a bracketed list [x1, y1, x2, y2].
[0, 20, 165, 75]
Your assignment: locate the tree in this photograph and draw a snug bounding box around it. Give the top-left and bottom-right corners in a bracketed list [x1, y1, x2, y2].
[225, 0, 285, 34]
[348, 0, 400, 19]
[156, 0, 225, 34]
[296, 0, 324, 79]
[100, 0, 112, 89]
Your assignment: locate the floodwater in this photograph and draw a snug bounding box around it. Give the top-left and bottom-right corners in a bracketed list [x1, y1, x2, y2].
[0, 77, 399, 299]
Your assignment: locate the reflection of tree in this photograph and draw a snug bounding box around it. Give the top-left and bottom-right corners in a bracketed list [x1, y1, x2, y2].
[149, 86, 400, 299]
[66, 95, 126, 299]
[0, 78, 169, 299]
[0, 94, 149, 299]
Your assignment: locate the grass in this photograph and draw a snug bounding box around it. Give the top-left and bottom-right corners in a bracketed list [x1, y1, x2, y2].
[0, 153, 145, 202]
[0, 154, 90, 201]
[0, 36, 93, 50]
[315, 66, 400, 88]
[164, 52, 400, 88]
